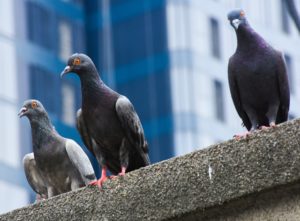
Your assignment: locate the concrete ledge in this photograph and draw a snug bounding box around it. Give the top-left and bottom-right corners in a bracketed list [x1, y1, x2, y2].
[1, 119, 300, 221]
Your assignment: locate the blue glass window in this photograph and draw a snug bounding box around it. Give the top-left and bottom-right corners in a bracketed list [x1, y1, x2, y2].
[29, 65, 61, 116]
[26, 2, 57, 50]
[110, 8, 168, 66]
[72, 22, 85, 53]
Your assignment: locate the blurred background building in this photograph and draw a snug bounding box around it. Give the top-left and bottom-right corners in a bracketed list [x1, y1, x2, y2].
[0, 0, 299, 214]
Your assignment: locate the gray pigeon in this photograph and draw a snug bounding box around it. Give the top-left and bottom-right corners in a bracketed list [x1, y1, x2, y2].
[227, 10, 290, 137]
[19, 99, 96, 197]
[61, 53, 150, 187]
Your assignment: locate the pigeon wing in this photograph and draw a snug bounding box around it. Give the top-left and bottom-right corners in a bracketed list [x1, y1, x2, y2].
[76, 109, 120, 174]
[65, 139, 96, 184]
[115, 96, 150, 165]
[23, 153, 48, 197]
[76, 109, 96, 155]
[228, 57, 252, 130]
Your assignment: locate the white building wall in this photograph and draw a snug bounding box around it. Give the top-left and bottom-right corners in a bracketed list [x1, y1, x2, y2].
[0, 181, 28, 214]
[0, 0, 29, 214]
[167, 0, 300, 156]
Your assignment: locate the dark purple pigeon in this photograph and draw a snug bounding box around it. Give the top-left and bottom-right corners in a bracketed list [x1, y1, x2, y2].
[61, 53, 150, 187]
[227, 9, 290, 138]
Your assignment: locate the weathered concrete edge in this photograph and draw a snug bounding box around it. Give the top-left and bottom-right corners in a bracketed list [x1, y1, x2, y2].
[1, 119, 300, 221]
[179, 179, 300, 220]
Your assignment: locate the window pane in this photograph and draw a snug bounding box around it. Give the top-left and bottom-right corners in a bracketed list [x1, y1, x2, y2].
[29, 65, 61, 115]
[0, 41, 17, 101]
[111, 8, 168, 66]
[0, 104, 20, 168]
[72, 22, 85, 53]
[214, 80, 225, 122]
[62, 83, 75, 126]
[210, 17, 221, 59]
[26, 2, 55, 50]
[0, 0, 15, 37]
[281, 0, 290, 34]
[59, 20, 72, 61]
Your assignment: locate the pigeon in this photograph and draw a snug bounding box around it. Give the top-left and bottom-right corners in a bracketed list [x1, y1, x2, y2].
[61, 53, 150, 187]
[19, 99, 96, 197]
[227, 9, 290, 138]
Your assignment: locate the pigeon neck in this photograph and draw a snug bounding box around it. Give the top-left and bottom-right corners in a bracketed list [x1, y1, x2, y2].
[236, 24, 267, 51]
[29, 115, 55, 150]
[79, 72, 105, 103]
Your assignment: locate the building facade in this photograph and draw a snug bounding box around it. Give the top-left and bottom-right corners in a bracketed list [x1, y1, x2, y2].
[0, 0, 87, 213]
[85, 0, 174, 162]
[0, 0, 299, 214]
[166, 0, 300, 155]
[88, 0, 300, 156]
[0, 0, 29, 213]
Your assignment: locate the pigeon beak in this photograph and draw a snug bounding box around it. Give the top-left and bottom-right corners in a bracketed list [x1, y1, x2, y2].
[231, 19, 241, 29]
[18, 107, 28, 118]
[61, 65, 72, 78]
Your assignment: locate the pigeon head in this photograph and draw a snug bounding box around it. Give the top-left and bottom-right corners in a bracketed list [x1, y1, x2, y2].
[18, 99, 47, 119]
[61, 53, 97, 78]
[227, 9, 247, 30]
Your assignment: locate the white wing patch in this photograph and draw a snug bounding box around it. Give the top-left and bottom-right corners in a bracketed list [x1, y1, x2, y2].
[65, 139, 95, 182]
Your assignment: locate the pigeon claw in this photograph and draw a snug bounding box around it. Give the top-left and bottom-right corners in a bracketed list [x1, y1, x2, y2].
[110, 167, 127, 179]
[88, 180, 98, 186]
[109, 175, 118, 179]
[89, 176, 108, 189]
[259, 123, 277, 130]
[118, 167, 126, 176]
[88, 166, 110, 189]
[233, 131, 251, 140]
[35, 194, 47, 203]
[118, 172, 126, 176]
[259, 126, 269, 130]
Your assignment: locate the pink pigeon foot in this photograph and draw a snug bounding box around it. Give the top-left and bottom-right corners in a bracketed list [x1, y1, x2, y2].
[260, 122, 276, 130]
[89, 167, 109, 188]
[233, 131, 251, 140]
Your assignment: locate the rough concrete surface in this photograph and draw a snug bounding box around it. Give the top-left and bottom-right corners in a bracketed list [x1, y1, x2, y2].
[1, 119, 300, 221]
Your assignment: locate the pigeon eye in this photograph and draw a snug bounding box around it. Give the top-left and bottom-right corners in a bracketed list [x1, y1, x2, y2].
[73, 58, 81, 66]
[31, 101, 38, 109]
[240, 11, 245, 17]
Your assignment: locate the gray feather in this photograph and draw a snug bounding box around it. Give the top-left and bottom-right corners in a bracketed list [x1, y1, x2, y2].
[65, 139, 96, 185]
[23, 153, 48, 198]
[76, 109, 96, 156]
[116, 96, 150, 165]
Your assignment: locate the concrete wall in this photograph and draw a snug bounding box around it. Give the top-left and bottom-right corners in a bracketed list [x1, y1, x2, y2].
[1, 119, 300, 221]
